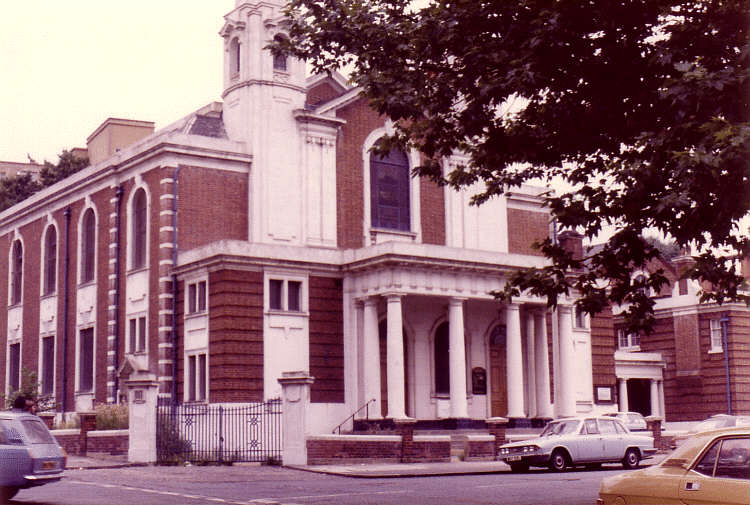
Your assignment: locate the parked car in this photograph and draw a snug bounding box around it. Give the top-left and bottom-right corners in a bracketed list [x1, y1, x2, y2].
[602, 412, 648, 431]
[672, 414, 750, 448]
[498, 416, 656, 472]
[598, 427, 750, 505]
[0, 410, 65, 501]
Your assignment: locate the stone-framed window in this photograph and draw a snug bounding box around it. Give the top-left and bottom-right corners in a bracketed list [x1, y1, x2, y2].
[9, 239, 22, 305]
[369, 140, 411, 232]
[43, 225, 57, 295]
[80, 208, 96, 284]
[131, 187, 148, 270]
[186, 352, 207, 403]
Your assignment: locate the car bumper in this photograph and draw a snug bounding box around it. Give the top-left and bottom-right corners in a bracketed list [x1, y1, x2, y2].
[499, 453, 551, 466]
[22, 473, 64, 488]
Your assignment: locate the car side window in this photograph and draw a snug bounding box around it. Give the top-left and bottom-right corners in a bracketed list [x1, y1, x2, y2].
[599, 419, 617, 434]
[715, 438, 750, 480]
[0, 419, 24, 445]
[584, 419, 599, 434]
[614, 421, 628, 434]
[694, 441, 720, 477]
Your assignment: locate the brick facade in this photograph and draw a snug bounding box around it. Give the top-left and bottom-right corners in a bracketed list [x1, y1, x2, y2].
[506, 208, 548, 256]
[308, 276, 344, 403]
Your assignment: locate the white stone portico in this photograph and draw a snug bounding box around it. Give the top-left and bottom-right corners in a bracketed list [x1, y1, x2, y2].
[343, 242, 584, 423]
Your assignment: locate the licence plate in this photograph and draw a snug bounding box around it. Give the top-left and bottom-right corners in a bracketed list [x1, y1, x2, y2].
[42, 461, 57, 470]
[506, 455, 522, 462]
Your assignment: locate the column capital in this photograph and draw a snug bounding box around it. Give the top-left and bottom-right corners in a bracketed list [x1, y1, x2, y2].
[383, 292, 405, 301]
[506, 302, 521, 312]
[362, 296, 379, 307]
[557, 304, 573, 315]
[449, 297, 467, 306]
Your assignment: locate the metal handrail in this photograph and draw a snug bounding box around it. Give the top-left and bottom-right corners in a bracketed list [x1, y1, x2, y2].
[332, 398, 376, 434]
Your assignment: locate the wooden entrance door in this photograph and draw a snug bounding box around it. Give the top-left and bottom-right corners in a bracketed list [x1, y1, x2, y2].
[489, 325, 508, 417]
[379, 321, 409, 417]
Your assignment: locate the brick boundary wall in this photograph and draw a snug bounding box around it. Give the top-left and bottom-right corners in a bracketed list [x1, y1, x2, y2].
[52, 428, 128, 456]
[463, 434, 496, 462]
[306, 434, 451, 465]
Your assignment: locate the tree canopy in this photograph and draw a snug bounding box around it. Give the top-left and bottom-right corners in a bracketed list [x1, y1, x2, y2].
[279, 0, 750, 332]
[0, 150, 88, 212]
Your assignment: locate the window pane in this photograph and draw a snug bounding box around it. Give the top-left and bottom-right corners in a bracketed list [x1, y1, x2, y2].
[129, 318, 137, 353]
[21, 419, 55, 444]
[81, 210, 95, 283]
[188, 283, 196, 314]
[45, 228, 57, 295]
[132, 189, 147, 269]
[198, 354, 207, 401]
[11, 241, 22, 304]
[287, 281, 301, 311]
[138, 317, 146, 352]
[269, 279, 283, 310]
[434, 322, 449, 394]
[79, 328, 94, 392]
[42, 336, 55, 396]
[188, 355, 196, 402]
[370, 143, 410, 231]
[198, 281, 206, 312]
[8, 343, 20, 392]
[599, 419, 617, 434]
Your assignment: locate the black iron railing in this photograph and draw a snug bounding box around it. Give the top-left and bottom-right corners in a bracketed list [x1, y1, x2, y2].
[157, 398, 282, 464]
[332, 398, 376, 434]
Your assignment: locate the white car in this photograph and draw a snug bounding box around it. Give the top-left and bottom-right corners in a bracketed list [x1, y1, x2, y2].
[498, 416, 656, 472]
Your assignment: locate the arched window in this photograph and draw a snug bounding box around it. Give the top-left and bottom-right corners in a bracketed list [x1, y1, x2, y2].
[370, 141, 410, 231]
[272, 34, 288, 71]
[229, 37, 240, 75]
[43, 226, 57, 295]
[81, 209, 96, 283]
[132, 188, 147, 269]
[10, 239, 23, 305]
[434, 322, 449, 395]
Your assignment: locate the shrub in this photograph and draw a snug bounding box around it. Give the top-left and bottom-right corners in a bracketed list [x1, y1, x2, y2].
[95, 403, 129, 430]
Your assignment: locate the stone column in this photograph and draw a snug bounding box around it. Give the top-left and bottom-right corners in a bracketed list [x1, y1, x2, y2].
[362, 297, 382, 418]
[525, 312, 537, 418]
[556, 305, 576, 417]
[619, 378, 629, 412]
[658, 380, 666, 420]
[506, 303, 525, 418]
[534, 311, 553, 418]
[386, 294, 406, 419]
[125, 371, 159, 463]
[278, 371, 315, 466]
[448, 298, 469, 419]
[650, 379, 659, 416]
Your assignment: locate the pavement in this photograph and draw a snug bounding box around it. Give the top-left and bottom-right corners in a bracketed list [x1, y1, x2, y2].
[67, 453, 669, 477]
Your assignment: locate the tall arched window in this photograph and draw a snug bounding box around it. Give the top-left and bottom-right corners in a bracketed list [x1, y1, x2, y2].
[43, 226, 57, 295]
[370, 141, 410, 231]
[10, 239, 23, 305]
[272, 34, 288, 71]
[229, 37, 240, 75]
[132, 188, 147, 269]
[434, 322, 449, 395]
[81, 209, 96, 283]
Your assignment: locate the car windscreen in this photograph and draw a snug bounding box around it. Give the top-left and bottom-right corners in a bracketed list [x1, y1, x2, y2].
[541, 420, 580, 437]
[21, 418, 55, 444]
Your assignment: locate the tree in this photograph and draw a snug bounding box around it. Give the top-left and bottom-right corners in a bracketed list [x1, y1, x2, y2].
[279, 0, 750, 332]
[39, 149, 89, 187]
[0, 173, 41, 212]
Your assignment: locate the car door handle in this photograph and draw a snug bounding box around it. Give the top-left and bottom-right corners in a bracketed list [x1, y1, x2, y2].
[684, 482, 701, 491]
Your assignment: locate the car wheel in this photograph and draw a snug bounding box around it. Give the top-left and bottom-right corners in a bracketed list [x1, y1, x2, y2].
[509, 462, 529, 473]
[549, 449, 569, 471]
[0, 486, 19, 501]
[622, 448, 640, 469]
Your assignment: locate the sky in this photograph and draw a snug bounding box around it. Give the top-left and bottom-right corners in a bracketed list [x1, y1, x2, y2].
[1, 1, 235, 164]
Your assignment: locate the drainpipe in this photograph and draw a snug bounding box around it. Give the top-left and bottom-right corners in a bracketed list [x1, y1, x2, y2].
[171, 166, 182, 404]
[721, 314, 731, 414]
[62, 207, 71, 417]
[112, 186, 124, 403]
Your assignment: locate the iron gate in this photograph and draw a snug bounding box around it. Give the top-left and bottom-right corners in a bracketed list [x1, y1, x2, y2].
[156, 398, 282, 464]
